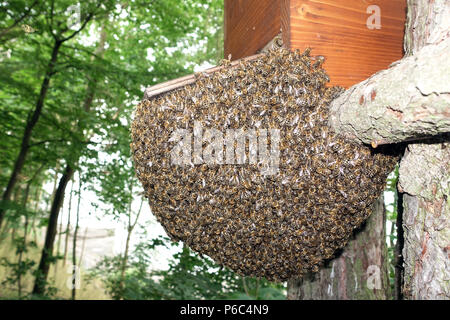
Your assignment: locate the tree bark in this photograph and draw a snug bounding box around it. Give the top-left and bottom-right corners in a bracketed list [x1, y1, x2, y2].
[328, 0, 450, 146]
[53, 201, 64, 278]
[32, 165, 74, 295]
[328, 37, 450, 146]
[399, 0, 449, 300]
[398, 143, 449, 299]
[287, 196, 391, 299]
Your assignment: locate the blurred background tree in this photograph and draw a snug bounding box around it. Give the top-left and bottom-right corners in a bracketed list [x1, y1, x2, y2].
[1, 0, 283, 300]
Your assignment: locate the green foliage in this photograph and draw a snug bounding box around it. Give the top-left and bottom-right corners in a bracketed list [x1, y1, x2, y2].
[88, 236, 285, 300]
[384, 165, 399, 293]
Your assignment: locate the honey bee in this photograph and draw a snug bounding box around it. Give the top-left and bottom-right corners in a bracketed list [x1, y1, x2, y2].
[130, 47, 400, 282]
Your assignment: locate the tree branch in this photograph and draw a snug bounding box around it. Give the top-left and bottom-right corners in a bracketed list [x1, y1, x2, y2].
[0, 0, 39, 40]
[328, 37, 450, 146]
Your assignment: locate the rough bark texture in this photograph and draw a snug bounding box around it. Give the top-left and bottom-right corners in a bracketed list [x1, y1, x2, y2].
[399, 143, 450, 299]
[328, 37, 450, 146]
[398, 0, 450, 300]
[287, 197, 391, 299]
[403, 0, 450, 57]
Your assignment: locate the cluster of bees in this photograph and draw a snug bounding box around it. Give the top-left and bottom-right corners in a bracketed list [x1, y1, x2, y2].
[131, 48, 399, 281]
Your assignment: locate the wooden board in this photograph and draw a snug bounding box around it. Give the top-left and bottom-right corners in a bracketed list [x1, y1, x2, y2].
[285, 0, 406, 88]
[225, 0, 406, 88]
[224, 0, 281, 60]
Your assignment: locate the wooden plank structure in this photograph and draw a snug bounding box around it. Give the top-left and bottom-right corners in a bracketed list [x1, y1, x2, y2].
[224, 0, 406, 88]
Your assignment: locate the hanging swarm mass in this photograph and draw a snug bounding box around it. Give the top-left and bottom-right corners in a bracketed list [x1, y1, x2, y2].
[131, 48, 399, 281]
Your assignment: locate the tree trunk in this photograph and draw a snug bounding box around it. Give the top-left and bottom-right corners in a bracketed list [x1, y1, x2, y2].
[9, 185, 21, 242]
[31, 185, 41, 244]
[119, 193, 144, 296]
[17, 182, 31, 298]
[63, 181, 74, 266]
[32, 165, 74, 295]
[0, 39, 62, 230]
[71, 177, 82, 300]
[399, 143, 449, 299]
[119, 227, 132, 297]
[287, 196, 391, 299]
[77, 227, 89, 269]
[398, 0, 450, 300]
[53, 202, 64, 278]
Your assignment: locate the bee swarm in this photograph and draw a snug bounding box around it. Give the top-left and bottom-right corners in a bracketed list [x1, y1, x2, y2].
[131, 48, 398, 281]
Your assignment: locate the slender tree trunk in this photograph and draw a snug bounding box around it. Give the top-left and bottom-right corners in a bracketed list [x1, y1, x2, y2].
[71, 177, 82, 300]
[46, 163, 60, 212]
[17, 184, 31, 298]
[397, 0, 450, 300]
[77, 227, 89, 269]
[0, 39, 62, 230]
[53, 202, 64, 278]
[32, 165, 74, 295]
[119, 230, 132, 294]
[31, 185, 41, 244]
[242, 277, 250, 297]
[63, 181, 74, 266]
[119, 196, 143, 295]
[287, 196, 391, 299]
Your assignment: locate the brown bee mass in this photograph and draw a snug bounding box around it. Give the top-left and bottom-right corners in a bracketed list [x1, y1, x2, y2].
[131, 48, 398, 281]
